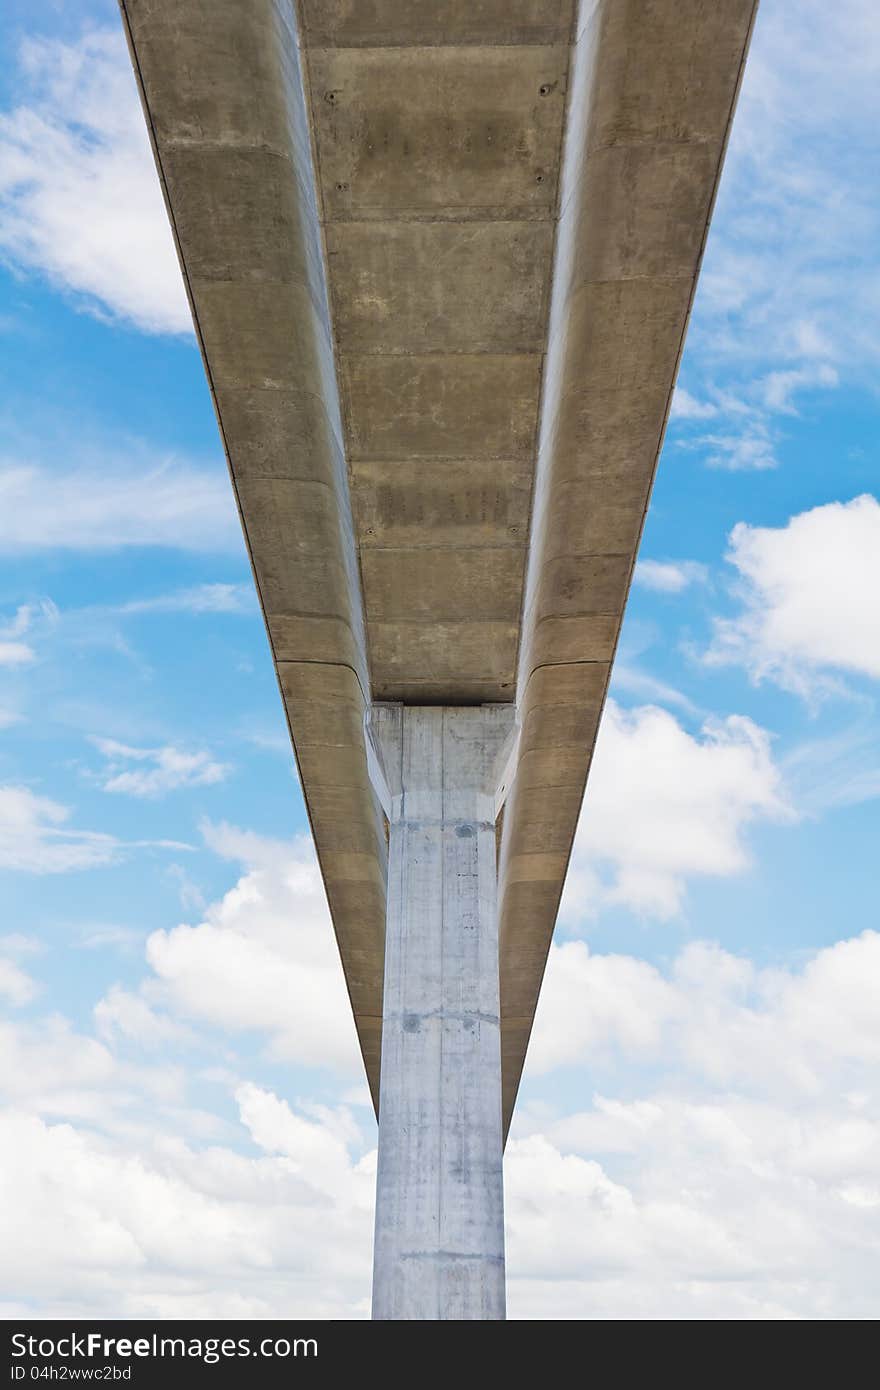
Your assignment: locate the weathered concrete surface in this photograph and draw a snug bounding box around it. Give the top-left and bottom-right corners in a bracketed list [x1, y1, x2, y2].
[368, 706, 514, 1320]
[119, 0, 757, 1128]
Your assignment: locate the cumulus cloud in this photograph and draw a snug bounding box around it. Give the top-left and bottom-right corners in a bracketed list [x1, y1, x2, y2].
[5, 809, 880, 1319]
[0, 1016, 119, 1118]
[707, 495, 880, 695]
[562, 702, 792, 920]
[0, 30, 188, 333]
[7, 923, 880, 1319]
[0, 1090, 375, 1318]
[530, 930, 880, 1087]
[0, 957, 37, 1007]
[0, 457, 238, 553]
[112, 826, 363, 1073]
[94, 985, 192, 1048]
[90, 738, 230, 799]
[505, 927, 880, 1318]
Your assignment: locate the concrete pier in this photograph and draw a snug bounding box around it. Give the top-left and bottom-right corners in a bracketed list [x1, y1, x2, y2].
[367, 705, 516, 1320]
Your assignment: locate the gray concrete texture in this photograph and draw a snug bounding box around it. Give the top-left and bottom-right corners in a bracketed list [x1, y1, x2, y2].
[119, 0, 757, 1127]
[369, 705, 514, 1320]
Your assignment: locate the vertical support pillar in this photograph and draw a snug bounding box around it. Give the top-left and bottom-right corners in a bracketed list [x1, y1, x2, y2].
[366, 704, 517, 1321]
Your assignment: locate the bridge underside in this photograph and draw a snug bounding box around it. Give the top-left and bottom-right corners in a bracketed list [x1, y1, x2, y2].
[121, 0, 757, 1134]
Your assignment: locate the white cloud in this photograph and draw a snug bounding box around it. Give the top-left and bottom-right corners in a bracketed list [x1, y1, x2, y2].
[0, 784, 189, 872]
[0, 1004, 374, 1315]
[90, 738, 230, 799]
[115, 585, 254, 617]
[760, 363, 838, 413]
[562, 701, 791, 920]
[0, 604, 39, 666]
[701, 422, 778, 472]
[783, 724, 880, 812]
[0, 30, 188, 333]
[670, 387, 718, 421]
[94, 985, 192, 1048]
[119, 826, 363, 1073]
[529, 930, 880, 1086]
[0, 940, 43, 1015]
[524, 941, 678, 1074]
[707, 495, 880, 695]
[0, 641, 32, 667]
[0, 1088, 375, 1318]
[0, 458, 238, 553]
[669, 0, 878, 468]
[0, 784, 118, 873]
[634, 559, 708, 594]
[0, 957, 36, 1007]
[4, 818, 880, 1318]
[0, 1016, 119, 1117]
[503, 927, 880, 1318]
[609, 664, 701, 716]
[696, 0, 880, 378]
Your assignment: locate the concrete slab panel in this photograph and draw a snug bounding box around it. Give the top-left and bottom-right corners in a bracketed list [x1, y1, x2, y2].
[361, 547, 525, 622]
[368, 620, 519, 703]
[300, 0, 575, 48]
[341, 353, 542, 460]
[326, 221, 553, 353]
[309, 46, 568, 218]
[351, 459, 532, 549]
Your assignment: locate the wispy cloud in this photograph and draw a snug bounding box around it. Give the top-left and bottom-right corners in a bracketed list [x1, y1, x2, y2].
[634, 560, 708, 595]
[784, 724, 880, 814]
[0, 604, 40, 666]
[609, 665, 702, 718]
[89, 738, 231, 799]
[0, 30, 188, 333]
[0, 784, 118, 873]
[0, 456, 238, 553]
[669, 388, 718, 422]
[0, 780, 192, 873]
[671, 0, 878, 466]
[114, 585, 254, 617]
[699, 423, 778, 472]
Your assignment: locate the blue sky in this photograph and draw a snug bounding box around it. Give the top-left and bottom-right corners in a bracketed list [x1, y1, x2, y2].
[0, 0, 878, 1319]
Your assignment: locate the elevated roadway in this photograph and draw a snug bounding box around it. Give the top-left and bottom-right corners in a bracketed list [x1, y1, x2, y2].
[120, 0, 757, 1317]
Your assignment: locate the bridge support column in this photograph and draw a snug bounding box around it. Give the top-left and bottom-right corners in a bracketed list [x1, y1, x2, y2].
[366, 704, 517, 1321]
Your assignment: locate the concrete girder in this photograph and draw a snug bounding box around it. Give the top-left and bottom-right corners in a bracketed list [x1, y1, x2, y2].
[119, 0, 758, 1133]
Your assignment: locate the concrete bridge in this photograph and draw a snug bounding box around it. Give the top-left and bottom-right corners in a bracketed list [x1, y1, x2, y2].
[120, 0, 758, 1319]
